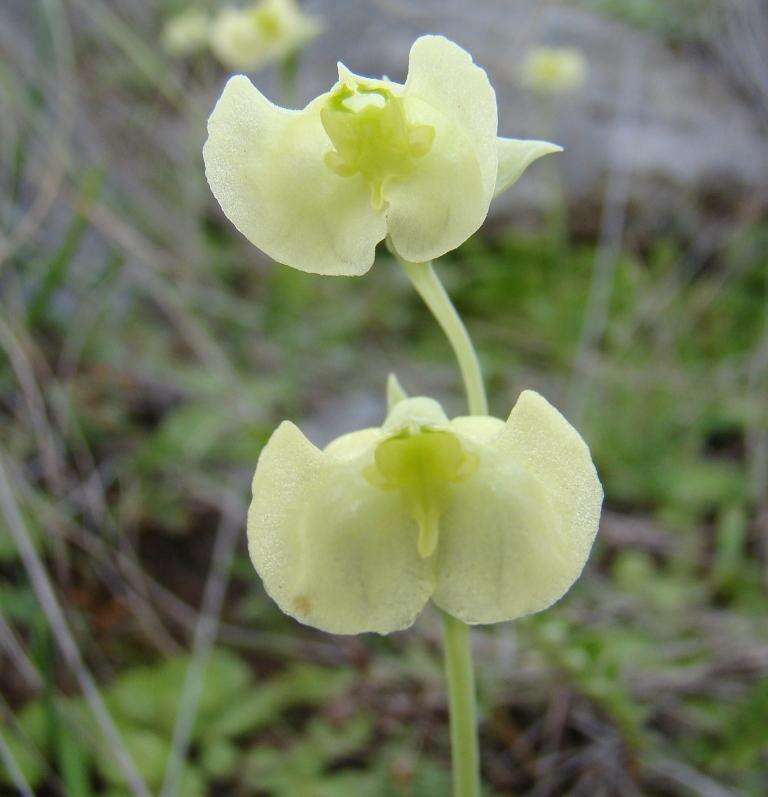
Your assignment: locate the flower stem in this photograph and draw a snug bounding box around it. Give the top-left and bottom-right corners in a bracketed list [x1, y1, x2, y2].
[279, 51, 299, 107]
[398, 254, 483, 796]
[441, 611, 480, 797]
[398, 258, 488, 416]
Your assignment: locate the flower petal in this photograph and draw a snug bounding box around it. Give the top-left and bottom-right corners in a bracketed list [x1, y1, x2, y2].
[387, 36, 498, 261]
[449, 415, 506, 446]
[494, 138, 562, 198]
[384, 102, 487, 263]
[248, 422, 434, 634]
[433, 391, 602, 623]
[431, 451, 565, 624]
[498, 390, 603, 553]
[323, 428, 381, 460]
[404, 36, 498, 199]
[203, 75, 387, 276]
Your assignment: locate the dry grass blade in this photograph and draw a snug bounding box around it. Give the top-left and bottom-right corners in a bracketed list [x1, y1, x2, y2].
[0, 452, 151, 797]
[0, 727, 35, 797]
[0, 611, 41, 691]
[648, 757, 741, 797]
[160, 487, 244, 797]
[0, 0, 75, 270]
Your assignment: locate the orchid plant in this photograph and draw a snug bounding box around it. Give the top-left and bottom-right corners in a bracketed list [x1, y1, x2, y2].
[203, 34, 603, 797]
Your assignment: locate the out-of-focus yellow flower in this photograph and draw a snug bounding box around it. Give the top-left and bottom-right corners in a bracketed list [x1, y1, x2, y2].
[210, 0, 321, 71]
[162, 8, 210, 57]
[247, 391, 603, 634]
[521, 47, 587, 94]
[203, 35, 561, 276]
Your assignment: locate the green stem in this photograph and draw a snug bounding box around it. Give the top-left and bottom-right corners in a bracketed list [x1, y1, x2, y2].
[279, 51, 299, 108]
[398, 258, 488, 416]
[398, 254, 483, 797]
[441, 612, 480, 797]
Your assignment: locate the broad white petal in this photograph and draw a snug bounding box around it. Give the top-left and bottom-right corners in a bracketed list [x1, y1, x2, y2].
[432, 451, 565, 624]
[498, 390, 603, 558]
[204, 76, 387, 276]
[323, 428, 381, 460]
[449, 415, 506, 446]
[385, 96, 488, 262]
[387, 36, 499, 261]
[404, 36, 498, 199]
[433, 391, 602, 623]
[248, 422, 434, 634]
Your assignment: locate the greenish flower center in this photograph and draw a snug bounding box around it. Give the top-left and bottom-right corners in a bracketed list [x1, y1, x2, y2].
[251, 8, 282, 40]
[536, 59, 563, 82]
[320, 83, 435, 210]
[364, 428, 477, 558]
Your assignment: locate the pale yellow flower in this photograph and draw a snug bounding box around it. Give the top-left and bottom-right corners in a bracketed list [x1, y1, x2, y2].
[162, 8, 210, 57]
[203, 35, 562, 276]
[521, 47, 587, 94]
[210, 0, 321, 71]
[247, 391, 603, 634]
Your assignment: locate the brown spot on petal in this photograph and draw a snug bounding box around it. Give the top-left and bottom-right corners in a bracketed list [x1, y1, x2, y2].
[293, 596, 311, 615]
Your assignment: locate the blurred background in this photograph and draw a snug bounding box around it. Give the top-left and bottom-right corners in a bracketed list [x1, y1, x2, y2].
[1, 0, 767, 794]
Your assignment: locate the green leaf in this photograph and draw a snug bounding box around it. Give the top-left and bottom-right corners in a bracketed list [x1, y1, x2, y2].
[200, 738, 239, 779]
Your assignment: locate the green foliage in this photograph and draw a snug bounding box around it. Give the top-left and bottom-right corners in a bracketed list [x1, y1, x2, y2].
[243, 715, 375, 795]
[26, 169, 104, 330]
[527, 614, 653, 748]
[133, 378, 276, 472]
[242, 720, 460, 797]
[714, 678, 768, 773]
[612, 551, 703, 612]
[579, 0, 714, 43]
[0, 651, 357, 793]
[0, 701, 48, 790]
[682, 679, 768, 793]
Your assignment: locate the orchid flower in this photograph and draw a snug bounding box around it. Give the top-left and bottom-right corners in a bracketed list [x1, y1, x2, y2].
[210, 0, 320, 71]
[247, 390, 602, 635]
[203, 35, 561, 275]
[521, 47, 587, 94]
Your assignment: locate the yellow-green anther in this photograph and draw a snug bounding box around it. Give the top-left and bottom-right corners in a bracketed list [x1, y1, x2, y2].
[321, 84, 435, 210]
[364, 429, 478, 558]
